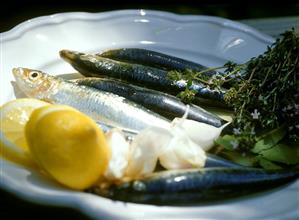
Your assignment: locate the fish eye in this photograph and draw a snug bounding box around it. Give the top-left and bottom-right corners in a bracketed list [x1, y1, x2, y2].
[29, 71, 40, 80]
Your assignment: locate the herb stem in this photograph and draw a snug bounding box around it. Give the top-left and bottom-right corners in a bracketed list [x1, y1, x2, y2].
[193, 66, 224, 78]
[193, 77, 210, 85]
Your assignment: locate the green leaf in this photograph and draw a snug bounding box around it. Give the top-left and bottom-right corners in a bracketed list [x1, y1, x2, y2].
[177, 89, 197, 103]
[220, 151, 257, 167]
[186, 79, 192, 88]
[215, 135, 236, 151]
[167, 70, 181, 81]
[257, 157, 282, 170]
[251, 125, 286, 153]
[259, 144, 299, 165]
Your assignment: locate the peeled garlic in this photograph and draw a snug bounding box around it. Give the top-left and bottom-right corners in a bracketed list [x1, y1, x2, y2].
[159, 125, 206, 169]
[104, 129, 130, 181]
[104, 112, 228, 179]
[172, 118, 229, 151]
[125, 127, 171, 178]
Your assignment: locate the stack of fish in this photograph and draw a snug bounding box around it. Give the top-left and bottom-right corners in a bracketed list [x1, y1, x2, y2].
[12, 48, 298, 205]
[61, 48, 229, 126]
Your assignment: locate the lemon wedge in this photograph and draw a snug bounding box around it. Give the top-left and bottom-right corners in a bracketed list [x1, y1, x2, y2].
[0, 98, 50, 167]
[25, 105, 111, 190]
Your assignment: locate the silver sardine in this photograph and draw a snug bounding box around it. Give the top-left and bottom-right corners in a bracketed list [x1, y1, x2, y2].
[12, 68, 170, 132]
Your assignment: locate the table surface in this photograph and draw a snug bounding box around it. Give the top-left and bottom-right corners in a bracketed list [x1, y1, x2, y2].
[1, 6, 299, 220]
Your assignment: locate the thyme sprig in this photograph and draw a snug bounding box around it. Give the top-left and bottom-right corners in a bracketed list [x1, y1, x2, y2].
[168, 29, 299, 154]
[168, 64, 244, 103]
[226, 29, 299, 149]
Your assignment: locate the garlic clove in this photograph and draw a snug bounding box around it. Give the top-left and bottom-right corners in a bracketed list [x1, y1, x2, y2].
[159, 125, 206, 169]
[125, 127, 171, 178]
[172, 118, 229, 151]
[104, 129, 130, 181]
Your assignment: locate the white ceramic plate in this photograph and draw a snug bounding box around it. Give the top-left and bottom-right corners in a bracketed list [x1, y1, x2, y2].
[1, 10, 298, 220]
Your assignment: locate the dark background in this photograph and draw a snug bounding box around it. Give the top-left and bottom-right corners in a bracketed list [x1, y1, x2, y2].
[1, 1, 299, 220]
[1, 1, 299, 32]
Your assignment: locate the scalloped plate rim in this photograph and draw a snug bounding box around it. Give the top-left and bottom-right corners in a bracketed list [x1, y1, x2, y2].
[2, 10, 298, 220]
[2, 9, 274, 44]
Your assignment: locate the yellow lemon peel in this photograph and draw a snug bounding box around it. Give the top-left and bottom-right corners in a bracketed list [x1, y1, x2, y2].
[25, 105, 111, 190]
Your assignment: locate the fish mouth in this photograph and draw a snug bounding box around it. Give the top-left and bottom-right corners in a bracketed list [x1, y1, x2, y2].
[12, 67, 23, 79]
[12, 67, 28, 95]
[60, 50, 83, 63]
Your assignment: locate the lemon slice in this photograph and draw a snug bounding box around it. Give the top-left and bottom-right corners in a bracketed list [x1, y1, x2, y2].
[25, 105, 111, 190]
[0, 98, 50, 167]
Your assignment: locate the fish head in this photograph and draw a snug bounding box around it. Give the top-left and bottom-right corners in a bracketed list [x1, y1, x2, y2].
[59, 50, 86, 64]
[12, 67, 57, 98]
[60, 50, 99, 76]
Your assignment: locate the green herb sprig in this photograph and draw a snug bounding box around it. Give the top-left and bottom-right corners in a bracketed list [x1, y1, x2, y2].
[225, 29, 299, 147]
[168, 29, 299, 168]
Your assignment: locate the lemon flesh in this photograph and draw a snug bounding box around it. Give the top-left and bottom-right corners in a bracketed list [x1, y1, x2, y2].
[25, 105, 111, 190]
[0, 98, 49, 167]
